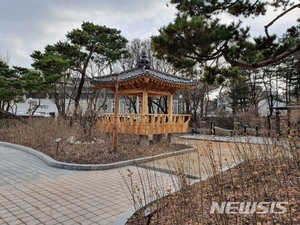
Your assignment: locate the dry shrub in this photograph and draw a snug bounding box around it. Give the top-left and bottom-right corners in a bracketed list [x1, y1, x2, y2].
[211, 111, 234, 130]
[235, 111, 261, 129]
[0, 118, 84, 156]
[125, 137, 300, 225]
[0, 118, 189, 164]
[290, 108, 300, 136]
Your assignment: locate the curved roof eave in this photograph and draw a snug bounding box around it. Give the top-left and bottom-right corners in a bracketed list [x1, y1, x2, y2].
[91, 67, 196, 87]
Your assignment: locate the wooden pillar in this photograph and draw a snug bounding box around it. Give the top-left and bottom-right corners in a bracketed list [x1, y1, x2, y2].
[140, 90, 149, 145]
[141, 90, 148, 115]
[167, 94, 173, 134]
[168, 94, 173, 115]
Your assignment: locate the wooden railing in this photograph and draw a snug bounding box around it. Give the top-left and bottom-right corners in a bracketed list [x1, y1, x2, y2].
[97, 114, 191, 135]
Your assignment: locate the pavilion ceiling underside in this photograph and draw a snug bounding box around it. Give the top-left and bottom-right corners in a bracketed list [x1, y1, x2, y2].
[91, 76, 194, 97]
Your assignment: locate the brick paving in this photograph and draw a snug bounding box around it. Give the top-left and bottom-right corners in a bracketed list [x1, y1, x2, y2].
[0, 168, 129, 224]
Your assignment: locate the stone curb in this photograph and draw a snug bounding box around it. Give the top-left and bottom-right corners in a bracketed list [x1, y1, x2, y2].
[0, 142, 194, 171]
[180, 134, 279, 145]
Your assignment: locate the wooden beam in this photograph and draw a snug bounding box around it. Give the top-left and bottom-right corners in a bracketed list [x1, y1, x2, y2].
[118, 89, 144, 95]
[148, 90, 172, 96]
[118, 88, 173, 96]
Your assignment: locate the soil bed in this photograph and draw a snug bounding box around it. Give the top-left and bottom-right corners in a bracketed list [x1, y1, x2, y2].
[49, 135, 189, 164]
[0, 118, 190, 164]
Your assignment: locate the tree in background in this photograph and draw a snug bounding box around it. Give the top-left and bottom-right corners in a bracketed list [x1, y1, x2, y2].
[31, 22, 129, 140]
[0, 62, 26, 112]
[254, 37, 300, 117]
[64, 22, 129, 112]
[31, 22, 129, 114]
[30, 50, 70, 116]
[152, 0, 300, 84]
[220, 68, 265, 117]
[277, 46, 300, 104]
[224, 77, 252, 116]
[0, 60, 62, 116]
[180, 82, 216, 127]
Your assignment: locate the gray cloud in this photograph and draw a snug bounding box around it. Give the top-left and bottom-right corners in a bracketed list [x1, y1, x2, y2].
[0, 0, 176, 68]
[0, 1, 298, 69]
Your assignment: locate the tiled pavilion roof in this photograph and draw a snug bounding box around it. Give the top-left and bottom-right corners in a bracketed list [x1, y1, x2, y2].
[91, 51, 195, 96]
[90, 67, 195, 96]
[91, 67, 195, 86]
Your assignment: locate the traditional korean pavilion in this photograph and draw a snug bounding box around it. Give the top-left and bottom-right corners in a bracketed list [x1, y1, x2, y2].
[91, 51, 195, 137]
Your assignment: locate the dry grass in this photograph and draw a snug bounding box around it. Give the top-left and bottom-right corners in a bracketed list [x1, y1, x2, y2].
[0, 118, 189, 164]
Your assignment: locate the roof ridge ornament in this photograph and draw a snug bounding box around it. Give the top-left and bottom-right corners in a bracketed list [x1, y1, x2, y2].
[138, 50, 150, 69]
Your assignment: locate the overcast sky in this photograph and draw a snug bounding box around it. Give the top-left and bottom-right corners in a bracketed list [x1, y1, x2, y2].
[0, 0, 298, 69]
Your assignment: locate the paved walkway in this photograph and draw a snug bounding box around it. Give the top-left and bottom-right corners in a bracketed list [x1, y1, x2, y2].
[0, 147, 81, 187]
[0, 135, 277, 224]
[0, 145, 179, 225]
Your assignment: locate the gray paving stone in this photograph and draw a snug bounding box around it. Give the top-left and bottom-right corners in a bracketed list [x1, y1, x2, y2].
[0, 146, 81, 187]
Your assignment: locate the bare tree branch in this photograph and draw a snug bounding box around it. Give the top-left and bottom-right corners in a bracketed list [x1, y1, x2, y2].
[264, 3, 300, 40]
